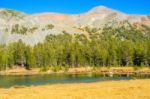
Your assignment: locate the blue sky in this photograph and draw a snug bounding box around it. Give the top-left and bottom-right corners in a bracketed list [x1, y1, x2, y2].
[0, 0, 150, 15]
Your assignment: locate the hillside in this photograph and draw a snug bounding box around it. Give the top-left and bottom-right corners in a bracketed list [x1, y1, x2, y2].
[0, 6, 149, 70]
[0, 6, 150, 45]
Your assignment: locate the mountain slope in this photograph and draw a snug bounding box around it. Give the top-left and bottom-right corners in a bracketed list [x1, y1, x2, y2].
[0, 6, 150, 45]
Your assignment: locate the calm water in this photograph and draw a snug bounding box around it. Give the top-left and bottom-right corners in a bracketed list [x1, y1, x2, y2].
[0, 73, 150, 88]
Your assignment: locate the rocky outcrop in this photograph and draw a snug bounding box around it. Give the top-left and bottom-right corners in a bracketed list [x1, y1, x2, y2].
[0, 6, 149, 45]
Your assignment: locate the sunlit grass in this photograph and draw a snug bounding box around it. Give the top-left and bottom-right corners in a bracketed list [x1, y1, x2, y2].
[0, 79, 150, 99]
[1, 66, 150, 75]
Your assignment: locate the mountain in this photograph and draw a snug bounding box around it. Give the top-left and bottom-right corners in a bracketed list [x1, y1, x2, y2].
[0, 6, 150, 45]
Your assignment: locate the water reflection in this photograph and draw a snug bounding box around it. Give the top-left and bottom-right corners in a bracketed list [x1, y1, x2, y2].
[0, 73, 150, 88]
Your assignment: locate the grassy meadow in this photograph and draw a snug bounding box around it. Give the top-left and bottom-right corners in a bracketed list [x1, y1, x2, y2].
[0, 79, 150, 99]
[1, 66, 150, 75]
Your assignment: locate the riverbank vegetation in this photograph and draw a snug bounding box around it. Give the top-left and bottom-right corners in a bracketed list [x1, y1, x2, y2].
[0, 24, 150, 70]
[0, 79, 150, 99]
[1, 66, 150, 76]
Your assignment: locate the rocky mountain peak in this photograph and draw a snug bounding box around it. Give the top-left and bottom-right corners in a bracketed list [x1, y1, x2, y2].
[88, 6, 120, 14]
[0, 6, 150, 45]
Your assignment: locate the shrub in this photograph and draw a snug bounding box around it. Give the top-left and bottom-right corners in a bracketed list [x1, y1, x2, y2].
[52, 66, 62, 72]
[40, 66, 49, 72]
[63, 65, 70, 72]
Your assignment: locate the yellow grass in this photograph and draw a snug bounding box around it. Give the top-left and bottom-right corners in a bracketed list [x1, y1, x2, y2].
[0, 79, 150, 99]
[1, 66, 150, 75]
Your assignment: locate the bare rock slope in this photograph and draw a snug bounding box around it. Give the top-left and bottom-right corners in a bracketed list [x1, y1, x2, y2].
[0, 6, 150, 45]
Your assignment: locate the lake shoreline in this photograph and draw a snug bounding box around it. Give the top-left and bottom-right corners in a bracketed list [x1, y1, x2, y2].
[0, 67, 150, 76]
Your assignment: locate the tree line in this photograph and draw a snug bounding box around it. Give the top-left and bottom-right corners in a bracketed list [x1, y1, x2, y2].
[0, 25, 150, 70]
